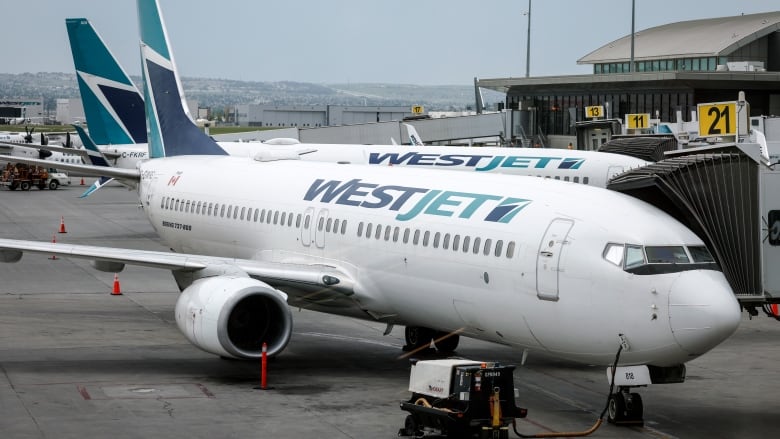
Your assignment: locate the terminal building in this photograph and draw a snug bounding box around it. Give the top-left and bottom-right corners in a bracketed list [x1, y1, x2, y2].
[0, 97, 45, 124]
[478, 11, 780, 148]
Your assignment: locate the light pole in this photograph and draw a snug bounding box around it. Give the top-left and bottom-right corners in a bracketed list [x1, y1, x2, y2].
[524, 0, 531, 77]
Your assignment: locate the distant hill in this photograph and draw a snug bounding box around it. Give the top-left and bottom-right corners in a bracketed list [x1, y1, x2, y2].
[0, 72, 505, 112]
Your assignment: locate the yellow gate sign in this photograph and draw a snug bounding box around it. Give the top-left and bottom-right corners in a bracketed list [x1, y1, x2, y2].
[585, 105, 604, 119]
[626, 113, 650, 129]
[411, 105, 424, 115]
[698, 102, 737, 137]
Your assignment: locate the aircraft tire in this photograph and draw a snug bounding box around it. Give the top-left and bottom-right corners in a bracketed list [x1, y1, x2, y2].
[404, 326, 434, 350]
[607, 392, 627, 424]
[434, 331, 459, 352]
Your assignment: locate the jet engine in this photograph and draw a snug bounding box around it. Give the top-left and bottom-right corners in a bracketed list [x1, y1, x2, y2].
[174, 276, 293, 359]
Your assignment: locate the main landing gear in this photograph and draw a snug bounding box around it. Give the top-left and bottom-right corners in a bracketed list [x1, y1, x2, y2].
[403, 326, 460, 353]
[607, 387, 644, 426]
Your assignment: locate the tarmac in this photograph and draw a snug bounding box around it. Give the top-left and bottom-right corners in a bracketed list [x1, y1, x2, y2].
[1, 183, 779, 439]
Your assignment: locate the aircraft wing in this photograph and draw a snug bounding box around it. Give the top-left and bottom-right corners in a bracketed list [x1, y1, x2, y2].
[0, 238, 355, 300]
[31, 144, 89, 157]
[0, 155, 140, 182]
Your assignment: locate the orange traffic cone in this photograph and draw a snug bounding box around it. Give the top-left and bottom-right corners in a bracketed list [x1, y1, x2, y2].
[111, 273, 122, 295]
[49, 234, 58, 260]
[58, 216, 67, 233]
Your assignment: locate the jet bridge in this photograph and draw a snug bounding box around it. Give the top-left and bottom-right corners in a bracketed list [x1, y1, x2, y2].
[607, 142, 779, 312]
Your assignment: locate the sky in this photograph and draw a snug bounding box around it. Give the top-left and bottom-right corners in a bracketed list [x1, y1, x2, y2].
[1, 0, 778, 86]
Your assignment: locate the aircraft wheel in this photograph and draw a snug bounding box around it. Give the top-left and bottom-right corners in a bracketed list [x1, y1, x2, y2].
[607, 392, 627, 424]
[434, 331, 459, 353]
[404, 326, 434, 350]
[627, 392, 643, 421]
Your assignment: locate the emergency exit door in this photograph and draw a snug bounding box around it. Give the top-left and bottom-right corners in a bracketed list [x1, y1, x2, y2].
[536, 219, 574, 301]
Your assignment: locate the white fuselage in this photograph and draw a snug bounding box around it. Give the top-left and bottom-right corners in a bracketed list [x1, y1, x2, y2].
[138, 156, 739, 367]
[98, 142, 648, 187]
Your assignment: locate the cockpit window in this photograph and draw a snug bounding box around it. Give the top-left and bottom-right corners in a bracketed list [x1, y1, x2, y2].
[688, 245, 715, 263]
[645, 246, 690, 264]
[624, 245, 645, 269]
[603, 243, 624, 266]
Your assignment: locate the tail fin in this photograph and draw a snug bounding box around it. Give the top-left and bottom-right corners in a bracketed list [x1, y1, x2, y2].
[72, 125, 115, 198]
[403, 123, 425, 146]
[65, 18, 146, 145]
[137, 0, 226, 158]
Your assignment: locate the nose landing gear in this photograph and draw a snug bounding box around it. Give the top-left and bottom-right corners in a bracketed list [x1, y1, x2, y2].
[607, 387, 644, 426]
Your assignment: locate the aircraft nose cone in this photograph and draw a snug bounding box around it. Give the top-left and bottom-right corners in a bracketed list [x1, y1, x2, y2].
[668, 271, 741, 356]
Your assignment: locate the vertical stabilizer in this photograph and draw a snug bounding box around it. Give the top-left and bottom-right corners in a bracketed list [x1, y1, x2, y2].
[66, 18, 146, 145]
[137, 0, 226, 157]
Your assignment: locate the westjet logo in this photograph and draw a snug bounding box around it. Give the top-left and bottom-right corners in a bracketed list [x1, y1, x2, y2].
[304, 178, 531, 223]
[368, 152, 584, 171]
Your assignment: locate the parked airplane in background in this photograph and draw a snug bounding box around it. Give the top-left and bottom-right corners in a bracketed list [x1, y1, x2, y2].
[0, 130, 85, 165]
[64, 16, 650, 192]
[0, 0, 741, 425]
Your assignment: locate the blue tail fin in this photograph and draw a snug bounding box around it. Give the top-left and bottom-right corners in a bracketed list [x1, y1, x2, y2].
[137, 0, 227, 158]
[72, 125, 115, 198]
[65, 18, 147, 145]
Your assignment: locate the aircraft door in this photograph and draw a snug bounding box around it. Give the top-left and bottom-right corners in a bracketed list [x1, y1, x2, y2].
[536, 218, 574, 301]
[314, 209, 329, 249]
[300, 207, 314, 247]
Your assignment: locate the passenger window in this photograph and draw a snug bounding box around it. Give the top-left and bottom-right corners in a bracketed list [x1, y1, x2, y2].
[296, 214, 302, 228]
[506, 241, 516, 258]
[280, 211, 287, 225]
[603, 243, 624, 266]
[208, 203, 213, 216]
[196, 201, 202, 214]
[483, 238, 492, 255]
[317, 216, 324, 230]
[393, 227, 399, 242]
[341, 220, 347, 234]
[384, 226, 391, 241]
[403, 228, 410, 244]
[462, 236, 471, 252]
[274, 211, 280, 225]
[220, 204, 226, 217]
[625, 245, 645, 268]
[366, 223, 373, 238]
[473, 237, 481, 254]
[304, 215, 310, 229]
[423, 231, 430, 247]
[253, 208, 259, 222]
[375, 224, 382, 240]
[413, 229, 420, 245]
[357, 222, 364, 237]
[326, 217, 332, 232]
[433, 232, 440, 248]
[288, 213, 293, 227]
[453, 235, 461, 251]
[175, 199, 180, 211]
[583, 176, 589, 185]
[573, 176, 580, 183]
[443, 233, 450, 250]
[332, 219, 339, 233]
[227, 205, 233, 218]
[240, 207, 246, 220]
[494, 240, 503, 257]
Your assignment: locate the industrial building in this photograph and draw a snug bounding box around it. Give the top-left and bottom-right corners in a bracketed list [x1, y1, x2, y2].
[0, 97, 44, 124]
[478, 11, 780, 148]
[234, 104, 416, 128]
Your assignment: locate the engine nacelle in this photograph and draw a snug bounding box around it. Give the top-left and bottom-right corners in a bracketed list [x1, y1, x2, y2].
[174, 276, 293, 359]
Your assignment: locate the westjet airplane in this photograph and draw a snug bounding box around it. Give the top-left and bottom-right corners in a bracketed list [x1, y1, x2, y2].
[64, 17, 649, 192]
[0, 0, 741, 425]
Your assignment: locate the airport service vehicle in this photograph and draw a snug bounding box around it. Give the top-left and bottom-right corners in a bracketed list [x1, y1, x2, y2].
[398, 359, 526, 438]
[0, 164, 70, 190]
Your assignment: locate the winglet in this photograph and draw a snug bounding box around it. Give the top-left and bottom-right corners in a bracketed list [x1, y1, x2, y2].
[137, 0, 227, 158]
[65, 18, 147, 145]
